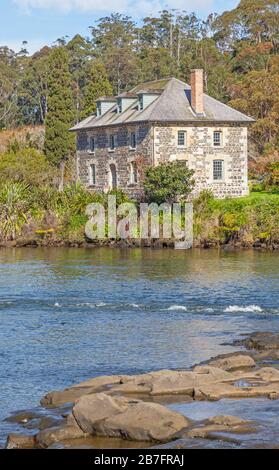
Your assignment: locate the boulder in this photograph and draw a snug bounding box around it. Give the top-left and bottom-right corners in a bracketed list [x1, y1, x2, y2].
[72, 394, 130, 434]
[6, 433, 36, 449]
[72, 393, 190, 442]
[99, 401, 190, 442]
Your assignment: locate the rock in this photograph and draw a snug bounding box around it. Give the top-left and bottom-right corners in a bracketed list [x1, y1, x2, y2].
[100, 401, 190, 442]
[73, 393, 190, 442]
[72, 394, 130, 434]
[6, 434, 36, 449]
[207, 415, 251, 426]
[40, 375, 128, 406]
[186, 415, 256, 439]
[112, 368, 231, 397]
[254, 367, 279, 382]
[5, 410, 42, 424]
[23, 415, 65, 431]
[234, 332, 279, 351]
[208, 354, 255, 371]
[193, 382, 279, 401]
[36, 424, 88, 448]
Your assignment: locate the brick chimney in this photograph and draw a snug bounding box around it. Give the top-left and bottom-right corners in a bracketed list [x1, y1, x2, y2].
[190, 69, 204, 115]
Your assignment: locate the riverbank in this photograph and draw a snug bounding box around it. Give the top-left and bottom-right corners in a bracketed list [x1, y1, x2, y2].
[4, 331, 279, 449]
[0, 189, 278, 250]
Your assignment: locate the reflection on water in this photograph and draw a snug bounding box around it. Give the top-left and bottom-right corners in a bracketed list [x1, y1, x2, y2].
[0, 247, 279, 446]
[170, 398, 279, 448]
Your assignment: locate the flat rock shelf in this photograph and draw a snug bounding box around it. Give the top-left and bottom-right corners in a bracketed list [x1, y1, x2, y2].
[4, 332, 279, 449]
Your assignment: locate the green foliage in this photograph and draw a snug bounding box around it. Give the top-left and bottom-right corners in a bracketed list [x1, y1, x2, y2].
[194, 192, 279, 246]
[0, 148, 57, 186]
[81, 61, 113, 119]
[0, 182, 30, 240]
[264, 161, 279, 190]
[44, 47, 75, 167]
[143, 161, 195, 204]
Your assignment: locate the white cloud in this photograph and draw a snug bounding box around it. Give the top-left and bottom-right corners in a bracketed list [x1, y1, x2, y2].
[13, 0, 216, 16]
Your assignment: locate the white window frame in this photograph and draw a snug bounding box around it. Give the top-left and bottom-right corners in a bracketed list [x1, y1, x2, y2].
[213, 159, 224, 181]
[177, 130, 187, 148]
[89, 163, 96, 186]
[213, 130, 222, 147]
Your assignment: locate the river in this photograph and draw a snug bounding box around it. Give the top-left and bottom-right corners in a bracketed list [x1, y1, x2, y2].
[0, 247, 278, 447]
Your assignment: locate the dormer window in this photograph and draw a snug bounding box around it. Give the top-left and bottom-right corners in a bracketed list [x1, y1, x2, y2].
[117, 98, 122, 114]
[96, 102, 101, 117]
[95, 98, 116, 116]
[139, 95, 144, 111]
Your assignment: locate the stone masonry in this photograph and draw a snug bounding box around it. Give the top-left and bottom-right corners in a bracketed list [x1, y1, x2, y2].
[76, 121, 249, 199]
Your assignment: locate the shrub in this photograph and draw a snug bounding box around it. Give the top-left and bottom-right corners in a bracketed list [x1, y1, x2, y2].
[0, 148, 57, 186]
[0, 182, 31, 240]
[143, 161, 195, 204]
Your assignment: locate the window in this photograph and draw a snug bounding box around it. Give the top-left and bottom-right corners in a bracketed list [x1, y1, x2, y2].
[117, 99, 122, 113]
[130, 132, 137, 149]
[139, 95, 144, 110]
[109, 134, 115, 151]
[177, 130, 186, 147]
[89, 163, 96, 185]
[213, 160, 224, 181]
[96, 102, 101, 116]
[89, 137, 95, 153]
[213, 131, 222, 147]
[130, 162, 138, 184]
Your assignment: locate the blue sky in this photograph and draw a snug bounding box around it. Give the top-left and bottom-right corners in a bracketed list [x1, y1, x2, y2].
[1, 0, 239, 53]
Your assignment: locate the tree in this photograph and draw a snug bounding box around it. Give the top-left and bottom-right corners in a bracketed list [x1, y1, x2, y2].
[143, 161, 195, 204]
[18, 46, 50, 125]
[90, 14, 139, 92]
[44, 47, 75, 189]
[81, 61, 112, 119]
[0, 47, 19, 128]
[228, 56, 279, 154]
[66, 34, 94, 122]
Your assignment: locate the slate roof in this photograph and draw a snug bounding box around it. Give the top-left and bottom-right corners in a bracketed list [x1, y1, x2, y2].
[70, 77, 254, 131]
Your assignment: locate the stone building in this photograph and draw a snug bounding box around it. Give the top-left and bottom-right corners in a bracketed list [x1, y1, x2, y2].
[71, 69, 254, 199]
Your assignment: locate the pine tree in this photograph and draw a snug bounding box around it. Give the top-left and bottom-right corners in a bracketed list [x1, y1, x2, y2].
[44, 47, 75, 181]
[81, 61, 113, 119]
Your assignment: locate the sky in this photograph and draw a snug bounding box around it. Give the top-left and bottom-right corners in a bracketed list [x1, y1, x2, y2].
[1, 0, 239, 54]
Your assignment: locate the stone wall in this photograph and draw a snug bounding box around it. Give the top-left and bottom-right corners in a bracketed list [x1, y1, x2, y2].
[76, 124, 153, 199]
[154, 123, 249, 198]
[76, 122, 249, 199]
